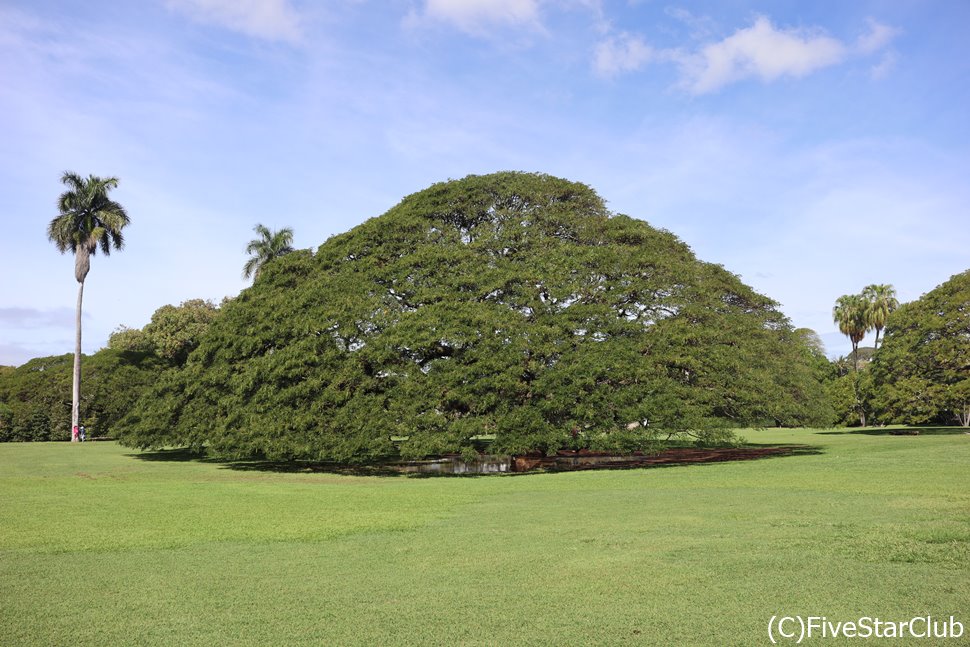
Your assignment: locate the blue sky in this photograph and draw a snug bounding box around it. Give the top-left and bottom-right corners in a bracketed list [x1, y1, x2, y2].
[1, 0, 968, 365]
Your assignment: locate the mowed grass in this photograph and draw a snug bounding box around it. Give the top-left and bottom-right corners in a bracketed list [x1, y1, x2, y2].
[1, 430, 968, 646]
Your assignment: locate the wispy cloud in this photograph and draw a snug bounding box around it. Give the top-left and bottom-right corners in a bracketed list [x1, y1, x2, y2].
[856, 19, 900, 80]
[592, 15, 900, 93]
[870, 51, 896, 80]
[0, 307, 76, 329]
[0, 308, 80, 365]
[664, 7, 717, 41]
[594, 32, 653, 77]
[166, 0, 303, 43]
[855, 19, 900, 55]
[415, 0, 541, 34]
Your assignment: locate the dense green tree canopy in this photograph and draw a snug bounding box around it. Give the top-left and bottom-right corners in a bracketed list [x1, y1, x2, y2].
[871, 270, 970, 426]
[109, 299, 222, 365]
[119, 173, 830, 461]
[0, 350, 166, 441]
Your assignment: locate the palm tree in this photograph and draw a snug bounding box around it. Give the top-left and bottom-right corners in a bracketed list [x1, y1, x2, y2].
[862, 284, 898, 349]
[48, 172, 130, 441]
[833, 294, 869, 372]
[243, 224, 294, 280]
[833, 355, 852, 378]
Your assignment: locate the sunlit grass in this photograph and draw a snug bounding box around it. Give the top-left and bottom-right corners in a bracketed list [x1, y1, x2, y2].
[1, 429, 967, 645]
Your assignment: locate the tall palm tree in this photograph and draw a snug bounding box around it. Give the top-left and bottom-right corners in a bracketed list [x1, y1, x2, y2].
[243, 224, 294, 280]
[833, 294, 869, 372]
[47, 172, 130, 441]
[862, 284, 898, 349]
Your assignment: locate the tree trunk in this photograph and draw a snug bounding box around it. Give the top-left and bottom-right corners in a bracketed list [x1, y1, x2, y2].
[874, 327, 882, 350]
[851, 371, 866, 428]
[75, 248, 91, 284]
[72, 279, 84, 442]
[851, 341, 859, 372]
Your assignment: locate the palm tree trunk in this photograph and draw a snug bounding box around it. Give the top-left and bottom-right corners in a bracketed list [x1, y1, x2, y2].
[851, 373, 867, 427]
[72, 279, 84, 442]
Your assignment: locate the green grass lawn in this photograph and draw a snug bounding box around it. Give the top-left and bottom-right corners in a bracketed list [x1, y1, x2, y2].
[1, 429, 968, 646]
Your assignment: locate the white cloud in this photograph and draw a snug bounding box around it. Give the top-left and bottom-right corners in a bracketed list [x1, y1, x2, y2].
[597, 15, 900, 93]
[856, 19, 899, 80]
[856, 19, 899, 55]
[166, 0, 302, 43]
[664, 7, 716, 40]
[871, 51, 897, 80]
[678, 16, 847, 94]
[420, 0, 541, 33]
[594, 32, 653, 77]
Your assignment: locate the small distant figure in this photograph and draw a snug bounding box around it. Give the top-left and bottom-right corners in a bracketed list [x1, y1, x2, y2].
[79, 425, 86, 442]
[72, 425, 79, 442]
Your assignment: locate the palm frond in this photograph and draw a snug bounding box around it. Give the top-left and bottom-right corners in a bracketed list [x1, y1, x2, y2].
[243, 223, 296, 281]
[242, 256, 261, 279]
[49, 171, 130, 264]
[60, 171, 85, 192]
[47, 216, 75, 253]
[254, 223, 272, 240]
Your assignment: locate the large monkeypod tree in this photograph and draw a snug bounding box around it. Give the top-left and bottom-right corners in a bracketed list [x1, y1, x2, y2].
[119, 172, 829, 461]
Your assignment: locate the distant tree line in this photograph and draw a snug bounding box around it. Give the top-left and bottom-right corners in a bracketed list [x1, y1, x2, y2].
[0, 350, 165, 442]
[0, 299, 222, 441]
